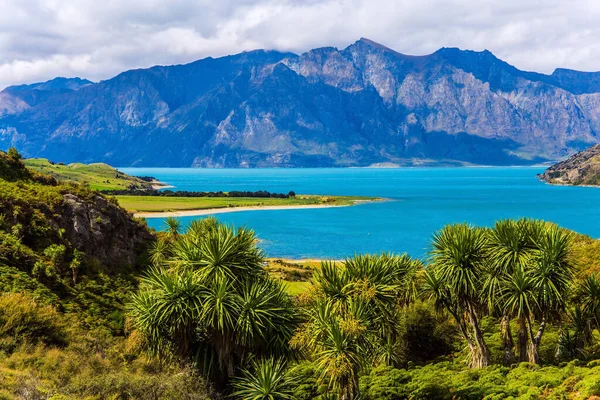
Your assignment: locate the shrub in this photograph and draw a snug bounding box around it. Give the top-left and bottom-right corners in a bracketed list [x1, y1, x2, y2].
[0, 265, 58, 304]
[43, 244, 66, 267]
[0, 293, 66, 352]
[399, 301, 458, 364]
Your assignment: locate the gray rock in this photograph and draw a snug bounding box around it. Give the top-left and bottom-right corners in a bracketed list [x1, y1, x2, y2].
[60, 193, 152, 267]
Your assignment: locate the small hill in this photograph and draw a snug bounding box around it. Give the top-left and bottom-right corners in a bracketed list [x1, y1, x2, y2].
[538, 144, 600, 186]
[1, 150, 153, 269]
[24, 158, 160, 191]
[0, 149, 153, 328]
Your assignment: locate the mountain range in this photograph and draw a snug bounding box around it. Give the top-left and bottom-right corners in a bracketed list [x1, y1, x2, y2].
[2, 38, 600, 167]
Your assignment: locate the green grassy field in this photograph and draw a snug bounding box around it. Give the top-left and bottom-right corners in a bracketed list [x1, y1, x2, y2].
[282, 281, 313, 296]
[264, 258, 342, 296]
[115, 194, 377, 213]
[24, 158, 154, 191]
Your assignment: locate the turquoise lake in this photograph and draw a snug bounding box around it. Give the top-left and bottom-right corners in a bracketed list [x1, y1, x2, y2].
[119, 167, 600, 260]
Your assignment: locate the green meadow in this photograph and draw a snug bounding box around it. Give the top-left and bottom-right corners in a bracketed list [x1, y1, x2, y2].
[24, 158, 154, 191]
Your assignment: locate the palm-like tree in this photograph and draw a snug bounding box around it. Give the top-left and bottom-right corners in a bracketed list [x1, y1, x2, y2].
[526, 225, 574, 363]
[578, 274, 600, 330]
[149, 237, 171, 266]
[294, 253, 421, 399]
[129, 219, 295, 388]
[499, 265, 538, 362]
[173, 223, 264, 282]
[430, 223, 490, 368]
[484, 219, 541, 363]
[231, 358, 294, 400]
[314, 320, 366, 400]
[128, 266, 204, 358]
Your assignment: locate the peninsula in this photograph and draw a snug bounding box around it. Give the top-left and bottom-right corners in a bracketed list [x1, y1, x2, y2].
[538, 144, 600, 187]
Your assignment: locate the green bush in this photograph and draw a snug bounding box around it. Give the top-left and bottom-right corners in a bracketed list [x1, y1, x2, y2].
[0, 265, 58, 304]
[398, 301, 458, 364]
[0, 293, 66, 352]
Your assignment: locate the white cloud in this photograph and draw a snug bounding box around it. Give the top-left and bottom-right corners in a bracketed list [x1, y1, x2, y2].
[1, 0, 600, 89]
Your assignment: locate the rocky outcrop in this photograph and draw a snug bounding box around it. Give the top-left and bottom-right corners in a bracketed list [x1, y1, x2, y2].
[538, 144, 600, 186]
[2, 39, 600, 167]
[60, 193, 153, 267]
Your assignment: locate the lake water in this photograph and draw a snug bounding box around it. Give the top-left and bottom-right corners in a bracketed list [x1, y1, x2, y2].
[119, 167, 600, 260]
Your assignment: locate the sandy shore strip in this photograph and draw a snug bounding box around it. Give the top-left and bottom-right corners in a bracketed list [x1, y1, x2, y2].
[151, 183, 175, 190]
[134, 203, 352, 218]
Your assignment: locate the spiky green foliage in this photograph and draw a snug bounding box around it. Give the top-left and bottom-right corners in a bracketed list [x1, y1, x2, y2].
[128, 219, 296, 387]
[425, 219, 576, 367]
[165, 216, 181, 237]
[577, 273, 600, 330]
[429, 223, 490, 368]
[293, 253, 423, 399]
[231, 358, 294, 400]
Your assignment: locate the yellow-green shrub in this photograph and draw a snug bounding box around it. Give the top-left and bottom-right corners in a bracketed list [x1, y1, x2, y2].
[0, 293, 66, 352]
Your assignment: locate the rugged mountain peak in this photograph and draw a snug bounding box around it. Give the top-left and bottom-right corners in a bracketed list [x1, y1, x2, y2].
[354, 37, 392, 50]
[549, 68, 600, 94]
[0, 77, 95, 115]
[344, 37, 411, 59]
[5, 77, 93, 92]
[2, 39, 600, 167]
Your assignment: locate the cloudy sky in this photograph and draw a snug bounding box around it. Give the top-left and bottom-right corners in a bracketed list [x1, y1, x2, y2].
[1, 0, 600, 89]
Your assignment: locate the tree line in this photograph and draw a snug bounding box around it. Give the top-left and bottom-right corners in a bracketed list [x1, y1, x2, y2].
[103, 188, 296, 198]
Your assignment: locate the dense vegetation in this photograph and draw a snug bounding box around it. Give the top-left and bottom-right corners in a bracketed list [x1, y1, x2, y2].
[122, 216, 600, 399]
[0, 148, 211, 398]
[3, 147, 600, 399]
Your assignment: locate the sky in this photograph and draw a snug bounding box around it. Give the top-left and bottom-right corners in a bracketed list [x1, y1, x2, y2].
[1, 0, 600, 89]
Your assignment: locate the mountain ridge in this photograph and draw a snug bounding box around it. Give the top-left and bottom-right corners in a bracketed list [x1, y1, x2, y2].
[2, 38, 600, 167]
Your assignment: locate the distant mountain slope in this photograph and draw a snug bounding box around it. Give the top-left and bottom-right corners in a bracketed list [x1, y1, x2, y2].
[0, 77, 93, 117]
[2, 39, 600, 167]
[538, 144, 600, 186]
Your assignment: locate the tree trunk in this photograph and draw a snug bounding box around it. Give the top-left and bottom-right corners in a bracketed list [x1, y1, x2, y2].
[518, 316, 528, 362]
[467, 305, 490, 369]
[341, 375, 359, 400]
[449, 308, 488, 369]
[530, 318, 546, 364]
[501, 314, 515, 365]
[554, 319, 563, 360]
[526, 315, 544, 364]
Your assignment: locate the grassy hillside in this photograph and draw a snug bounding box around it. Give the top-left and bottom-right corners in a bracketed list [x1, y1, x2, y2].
[0, 149, 211, 398]
[24, 157, 157, 191]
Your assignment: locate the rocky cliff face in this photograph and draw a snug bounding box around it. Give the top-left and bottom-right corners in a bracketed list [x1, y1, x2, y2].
[538, 144, 600, 186]
[0, 151, 152, 270]
[1, 39, 600, 167]
[60, 193, 153, 267]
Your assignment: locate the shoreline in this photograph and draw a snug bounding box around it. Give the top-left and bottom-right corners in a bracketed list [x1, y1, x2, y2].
[149, 178, 175, 190]
[134, 203, 353, 218]
[151, 183, 175, 190]
[538, 178, 600, 189]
